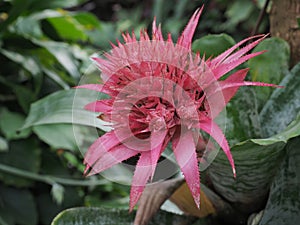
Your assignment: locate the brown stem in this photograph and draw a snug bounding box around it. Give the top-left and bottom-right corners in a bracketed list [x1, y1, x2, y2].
[251, 0, 271, 36]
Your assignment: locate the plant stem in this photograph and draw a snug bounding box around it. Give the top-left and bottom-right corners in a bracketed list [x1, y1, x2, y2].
[251, 0, 271, 36]
[0, 163, 108, 186]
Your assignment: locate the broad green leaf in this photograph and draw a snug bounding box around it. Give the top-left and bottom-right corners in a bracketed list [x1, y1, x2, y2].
[12, 13, 44, 38]
[259, 137, 300, 225]
[260, 62, 300, 137]
[0, 108, 31, 140]
[0, 185, 38, 225]
[192, 33, 236, 58]
[32, 39, 81, 80]
[51, 207, 194, 225]
[248, 37, 290, 110]
[0, 49, 41, 76]
[33, 124, 79, 150]
[72, 12, 102, 30]
[219, 87, 262, 146]
[0, 138, 40, 187]
[22, 89, 111, 130]
[46, 13, 88, 42]
[208, 113, 300, 213]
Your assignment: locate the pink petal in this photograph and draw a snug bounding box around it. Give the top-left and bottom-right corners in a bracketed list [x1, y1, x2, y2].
[150, 129, 167, 179]
[87, 145, 138, 176]
[205, 69, 249, 118]
[84, 131, 132, 173]
[212, 51, 264, 79]
[172, 128, 200, 208]
[84, 99, 113, 113]
[199, 118, 236, 177]
[206, 69, 282, 119]
[222, 35, 267, 64]
[152, 17, 163, 40]
[211, 34, 265, 67]
[130, 151, 159, 211]
[177, 7, 203, 49]
[75, 84, 115, 96]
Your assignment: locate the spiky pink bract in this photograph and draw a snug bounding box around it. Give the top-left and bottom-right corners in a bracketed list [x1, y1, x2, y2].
[78, 7, 279, 211]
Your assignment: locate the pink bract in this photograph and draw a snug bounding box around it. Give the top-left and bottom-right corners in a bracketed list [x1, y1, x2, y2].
[78, 7, 279, 210]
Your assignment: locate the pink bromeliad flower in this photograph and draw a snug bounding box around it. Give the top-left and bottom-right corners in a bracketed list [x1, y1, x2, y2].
[78, 7, 278, 210]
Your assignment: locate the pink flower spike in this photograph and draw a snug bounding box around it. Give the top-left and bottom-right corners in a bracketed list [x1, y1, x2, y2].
[130, 151, 159, 211]
[84, 99, 113, 113]
[211, 34, 265, 67]
[177, 6, 203, 49]
[79, 7, 281, 211]
[172, 129, 200, 208]
[87, 145, 137, 176]
[199, 118, 236, 177]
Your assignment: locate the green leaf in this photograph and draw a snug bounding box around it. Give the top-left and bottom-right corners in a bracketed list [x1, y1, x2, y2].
[46, 13, 88, 42]
[260, 62, 300, 137]
[225, 0, 254, 26]
[259, 137, 300, 225]
[0, 0, 32, 32]
[0, 49, 41, 77]
[219, 87, 262, 145]
[208, 112, 300, 214]
[33, 124, 79, 150]
[248, 37, 290, 110]
[22, 89, 111, 130]
[0, 185, 38, 225]
[0, 108, 31, 140]
[51, 207, 192, 225]
[0, 138, 40, 187]
[192, 33, 236, 58]
[32, 39, 81, 80]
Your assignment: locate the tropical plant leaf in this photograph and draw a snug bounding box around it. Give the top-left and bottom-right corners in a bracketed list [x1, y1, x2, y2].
[22, 89, 111, 131]
[50, 207, 200, 225]
[219, 87, 262, 146]
[192, 33, 236, 58]
[258, 137, 300, 225]
[33, 124, 79, 150]
[32, 39, 81, 80]
[260, 62, 300, 137]
[248, 37, 290, 110]
[208, 112, 300, 215]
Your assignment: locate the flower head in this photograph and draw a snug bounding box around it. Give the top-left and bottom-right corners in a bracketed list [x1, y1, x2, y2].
[78, 7, 278, 210]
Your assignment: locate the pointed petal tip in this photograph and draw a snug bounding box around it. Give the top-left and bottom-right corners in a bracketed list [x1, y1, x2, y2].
[233, 167, 236, 178]
[90, 56, 98, 62]
[129, 185, 144, 212]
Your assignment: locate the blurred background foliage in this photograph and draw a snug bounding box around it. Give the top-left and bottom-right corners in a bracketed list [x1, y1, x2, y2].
[0, 0, 299, 225]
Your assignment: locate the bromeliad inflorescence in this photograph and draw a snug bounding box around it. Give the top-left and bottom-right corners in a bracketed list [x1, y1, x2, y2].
[78, 7, 279, 210]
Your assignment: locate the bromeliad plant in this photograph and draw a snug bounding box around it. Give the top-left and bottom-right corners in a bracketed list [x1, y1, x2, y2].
[78, 7, 279, 210]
